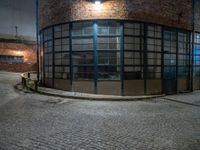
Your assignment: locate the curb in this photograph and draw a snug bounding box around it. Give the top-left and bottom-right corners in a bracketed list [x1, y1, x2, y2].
[36, 88, 165, 101]
[15, 83, 165, 101]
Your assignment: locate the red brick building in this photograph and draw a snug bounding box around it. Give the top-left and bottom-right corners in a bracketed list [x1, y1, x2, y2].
[39, 0, 200, 95]
[0, 40, 37, 72]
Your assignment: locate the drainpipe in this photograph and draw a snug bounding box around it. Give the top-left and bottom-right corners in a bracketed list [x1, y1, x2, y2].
[191, 0, 196, 91]
[36, 0, 39, 82]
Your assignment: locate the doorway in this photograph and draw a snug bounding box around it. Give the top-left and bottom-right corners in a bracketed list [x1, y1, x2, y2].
[163, 52, 177, 94]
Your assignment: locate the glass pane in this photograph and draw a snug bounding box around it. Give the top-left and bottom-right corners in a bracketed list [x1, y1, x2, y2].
[72, 22, 93, 36]
[73, 66, 94, 80]
[98, 52, 120, 65]
[98, 66, 120, 80]
[97, 21, 120, 35]
[72, 52, 94, 65]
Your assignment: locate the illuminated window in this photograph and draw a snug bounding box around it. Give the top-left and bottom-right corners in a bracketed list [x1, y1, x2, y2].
[97, 21, 121, 80]
[54, 24, 70, 79]
[72, 21, 94, 80]
[147, 25, 162, 79]
[124, 22, 144, 80]
[0, 55, 24, 63]
[178, 32, 189, 78]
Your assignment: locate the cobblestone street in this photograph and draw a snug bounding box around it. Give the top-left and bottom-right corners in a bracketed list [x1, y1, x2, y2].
[0, 71, 200, 150]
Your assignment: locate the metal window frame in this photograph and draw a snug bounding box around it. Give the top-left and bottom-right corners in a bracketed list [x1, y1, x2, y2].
[123, 22, 144, 81]
[40, 19, 199, 95]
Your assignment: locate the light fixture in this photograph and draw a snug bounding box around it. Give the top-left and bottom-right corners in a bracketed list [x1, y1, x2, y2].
[16, 51, 23, 55]
[94, 0, 101, 5]
[93, 0, 102, 10]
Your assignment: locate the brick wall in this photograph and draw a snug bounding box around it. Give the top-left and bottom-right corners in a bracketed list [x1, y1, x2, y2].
[195, 1, 200, 31]
[0, 41, 37, 72]
[0, 62, 37, 73]
[39, 0, 200, 32]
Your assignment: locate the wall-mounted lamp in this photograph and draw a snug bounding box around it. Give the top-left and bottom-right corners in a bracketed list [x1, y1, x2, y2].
[16, 51, 23, 55]
[94, 0, 101, 5]
[93, 0, 102, 10]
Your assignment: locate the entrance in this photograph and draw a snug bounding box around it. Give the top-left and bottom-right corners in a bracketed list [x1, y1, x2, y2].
[163, 53, 177, 94]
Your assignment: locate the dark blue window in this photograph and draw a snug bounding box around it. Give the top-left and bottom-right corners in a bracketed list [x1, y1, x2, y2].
[194, 33, 200, 76]
[0, 55, 24, 63]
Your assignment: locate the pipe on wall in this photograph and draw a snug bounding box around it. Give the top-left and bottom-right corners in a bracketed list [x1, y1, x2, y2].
[191, 0, 196, 91]
[36, 0, 39, 82]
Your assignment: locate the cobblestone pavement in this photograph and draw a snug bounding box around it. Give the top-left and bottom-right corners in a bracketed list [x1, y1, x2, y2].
[0, 71, 200, 150]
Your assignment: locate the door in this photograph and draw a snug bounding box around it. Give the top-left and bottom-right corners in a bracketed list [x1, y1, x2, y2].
[163, 30, 177, 94]
[163, 52, 177, 94]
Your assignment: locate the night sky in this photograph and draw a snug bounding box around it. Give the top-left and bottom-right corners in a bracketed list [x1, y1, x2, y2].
[0, 0, 36, 39]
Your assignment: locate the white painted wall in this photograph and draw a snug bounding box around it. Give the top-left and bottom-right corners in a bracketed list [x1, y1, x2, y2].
[0, 0, 36, 41]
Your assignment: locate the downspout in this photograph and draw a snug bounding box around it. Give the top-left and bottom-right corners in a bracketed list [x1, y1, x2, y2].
[191, 0, 196, 91]
[36, 0, 39, 82]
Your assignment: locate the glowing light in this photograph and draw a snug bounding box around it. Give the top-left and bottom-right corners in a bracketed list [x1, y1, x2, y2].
[16, 51, 23, 55]
[94, 0, 102, 11]
[95, 0, 101, 5]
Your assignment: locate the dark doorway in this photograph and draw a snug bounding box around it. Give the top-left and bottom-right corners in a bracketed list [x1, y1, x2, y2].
[163, 52, 177, 94]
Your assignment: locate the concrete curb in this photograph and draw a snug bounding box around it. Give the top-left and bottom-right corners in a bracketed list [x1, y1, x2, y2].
[36, 87, 165, 101]
[15, 83, 165, 101]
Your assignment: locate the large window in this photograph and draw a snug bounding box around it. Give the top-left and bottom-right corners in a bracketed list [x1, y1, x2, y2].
[44, 28, 53, 79]
[41, 20, 199, 94]
[178, 32, 189, 78]
[147, 25, 162, 79]
[194, 33, 200, 76]
[72, 21, 94, 80]
[124, 22, 143, 80]
[163, 30, 177, 79]
[97, 21, 121, 80]
[54, 24, 70, 80]
[0, 55, 24, 63]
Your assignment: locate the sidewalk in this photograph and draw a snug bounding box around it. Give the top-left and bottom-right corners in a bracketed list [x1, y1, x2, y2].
[37, 86, 164, 101]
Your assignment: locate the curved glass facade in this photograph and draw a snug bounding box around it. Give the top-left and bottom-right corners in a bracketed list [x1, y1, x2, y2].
[40, 20, 200, 95]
